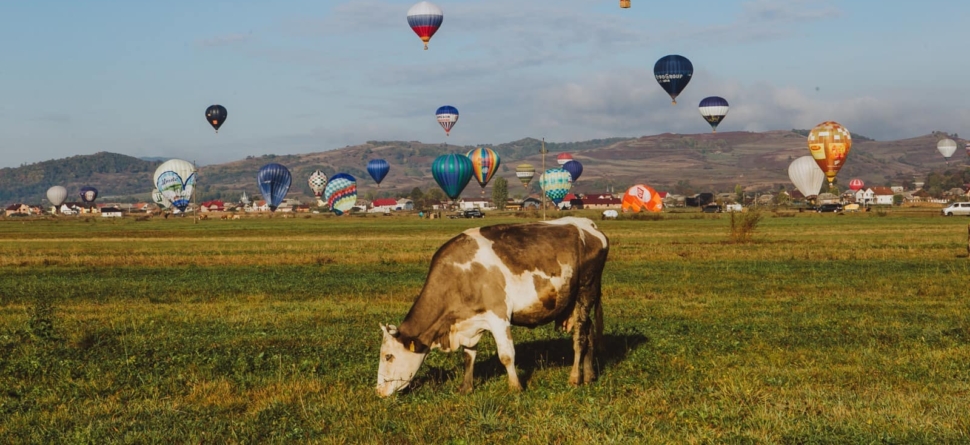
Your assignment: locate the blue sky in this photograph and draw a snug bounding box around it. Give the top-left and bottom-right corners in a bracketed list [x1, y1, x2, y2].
[1, 0, 968, 168]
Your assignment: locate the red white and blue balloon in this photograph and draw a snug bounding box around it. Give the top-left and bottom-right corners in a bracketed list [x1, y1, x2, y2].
[407, 1, 443, 50]
[436, 105, 459, 136]
[698, 96, 729, 133]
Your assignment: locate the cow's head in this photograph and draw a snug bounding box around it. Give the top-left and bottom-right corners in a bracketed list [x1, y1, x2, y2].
[376, 324, 428, 397]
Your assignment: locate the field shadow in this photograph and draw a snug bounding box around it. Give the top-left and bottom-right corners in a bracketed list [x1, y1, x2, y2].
[411, 333, 648, 391]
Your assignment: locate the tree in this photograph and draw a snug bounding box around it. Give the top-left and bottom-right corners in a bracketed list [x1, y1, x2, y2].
[734, 184, 744, 203]
[425, 187, 446, 207]
[409, 187, 424, 203]
[491, 177, 509, 210]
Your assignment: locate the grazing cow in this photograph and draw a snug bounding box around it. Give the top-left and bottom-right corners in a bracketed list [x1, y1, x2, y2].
[377, 217, 609, 397]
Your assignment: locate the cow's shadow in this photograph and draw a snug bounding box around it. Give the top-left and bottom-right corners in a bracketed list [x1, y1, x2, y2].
[412, 332, 649, 392]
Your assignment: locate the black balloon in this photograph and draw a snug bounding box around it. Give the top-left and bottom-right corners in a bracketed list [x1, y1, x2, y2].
[205, 105, 227, 132]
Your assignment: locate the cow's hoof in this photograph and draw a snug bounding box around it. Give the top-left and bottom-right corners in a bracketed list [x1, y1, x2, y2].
[459, 384, 473, 394]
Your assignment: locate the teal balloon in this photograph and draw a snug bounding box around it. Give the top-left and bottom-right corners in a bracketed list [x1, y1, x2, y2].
[540, 168, 572, 205]
[432, 154, 473, 200]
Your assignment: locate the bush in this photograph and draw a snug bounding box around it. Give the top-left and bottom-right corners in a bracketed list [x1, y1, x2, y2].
[729, 210, 763, 243]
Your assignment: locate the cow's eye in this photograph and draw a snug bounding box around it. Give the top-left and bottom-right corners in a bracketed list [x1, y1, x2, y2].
[385, 354, 394, 362]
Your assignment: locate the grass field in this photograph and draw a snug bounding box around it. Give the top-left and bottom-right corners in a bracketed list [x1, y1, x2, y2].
[2, 210, 969, 443]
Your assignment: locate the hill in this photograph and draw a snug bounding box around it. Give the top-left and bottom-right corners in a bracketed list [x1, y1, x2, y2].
[2, 131, 967, 205]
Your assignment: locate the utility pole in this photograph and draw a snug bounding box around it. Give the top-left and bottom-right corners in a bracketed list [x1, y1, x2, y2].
[541, 138, 547, 221]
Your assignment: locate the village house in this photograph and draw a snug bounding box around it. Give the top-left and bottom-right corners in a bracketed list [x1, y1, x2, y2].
[459, 198, 494, 211]
[100, 207, 124, 218]
[520, 196, 542, 210]
[396, 198, 414, 211]
[870, 187, 896, 205]
[370, 198, 399, 213]
[200, 200, 225, 212]
[580, 194, 623, 209]
[854, 188, 875, 206]
[5, 203, 30, 216]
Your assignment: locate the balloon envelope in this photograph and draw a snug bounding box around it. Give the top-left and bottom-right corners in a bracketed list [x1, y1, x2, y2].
[466, 148, 501, 190]
[367, 159, 390, 185]
[407, 1, 443, 50]
[539, 168, 572, 205]
[154, 159, 197, 212]
[557, 153, 573, 166]
[324, 173, 358, 216]
[308, 170, 328, 197]
[562, 160, 583, 182]
[621, 184, 663, 213]
[152, 190, 172, 209]
[205, 105, 227, 132]
[654, 55, 693, 104]
[515, 164, 535, 188]
[79, 186, 98, 204]
[938, 138, 957, 160]
[788, 156, 826, 198]
[46, 186, 67, 207]
[435, 105, 459, 136]
[849, 179, 864, 192]
[698, 96, 729, 132]
[807, 121, 852, 184]
[432, 154, 473, 200]
[257, 163, 292, 211]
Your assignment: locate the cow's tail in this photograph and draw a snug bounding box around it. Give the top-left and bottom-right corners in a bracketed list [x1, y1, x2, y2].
[591, 296, 603, 354]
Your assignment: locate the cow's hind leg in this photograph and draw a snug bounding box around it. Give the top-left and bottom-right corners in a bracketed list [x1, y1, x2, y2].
[491, 325, 522, 392]
[460, 347, 477, 394]
[582, 298, 602, 384]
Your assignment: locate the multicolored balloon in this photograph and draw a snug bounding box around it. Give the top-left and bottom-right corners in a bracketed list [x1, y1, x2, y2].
[620, 0, 631, 8]
[431, 154, 473, 200]
[557, 152, 573, 166]
[938, 138, 957, 164]
[788, 155, 825, 198]
[436, 105, 459, 136]
[466, 147, 500, 191]
[324, 173, 358, 216]
[848, 178, 864, 192]
[807, 121, 852, 185]
[79, 186, 98, 204]
[698, 96, 729, 133]
[539, 168, 572, 205]
[516, 164, 536, 189]
[308, 170, 328, 197]
[257, 163, 292, 212]
[205, 105, 227, 133]
[562, 160, 583, 183]
[621, 184, 663, 213]
[46, 186, 67, 208]
[154, 159, 197, 212]
[654, 55, 693, 104]
[407, 1, 443, 50]
[367, 159, 390, 186]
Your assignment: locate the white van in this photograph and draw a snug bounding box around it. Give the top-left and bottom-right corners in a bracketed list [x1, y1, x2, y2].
[941, 202, 970, 216]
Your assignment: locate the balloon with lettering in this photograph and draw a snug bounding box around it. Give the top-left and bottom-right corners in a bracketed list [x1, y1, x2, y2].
[557, 152, 573, 166]
[79, 186, 98, 204]
[154, 159, 197, 212]
[257, 163, 292, 212]
[539, 168, 572, 205]
[435, 105, 459, 136]
[308, 170, 328, 197]
[431, 154, 473, 200]
[654, 55, 693, 104]
[205, 105, 227, 133]
[938, 138, 957, 164]
[407, 1, 443, 50]
[152, 190, 172, 209]
[324, 173, 358, 216]
[621, 184, 663, 213]
[788, 155, 825, 198]
[46, 186, 67, 208]
[466, 147, 501, 191]
[562, 160, 583, 183]
[698, 96, 729, 133]
[516, 164, 535, 188]
[367, 159, 390, 186]
[807, 121, 852, 185]
[848, 178, 864, 192]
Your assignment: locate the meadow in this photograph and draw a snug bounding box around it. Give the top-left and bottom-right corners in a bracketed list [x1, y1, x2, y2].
[1, 209, 969, 444]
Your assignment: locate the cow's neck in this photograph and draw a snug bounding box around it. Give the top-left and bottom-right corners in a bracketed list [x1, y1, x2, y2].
[398, 291, 455, 352]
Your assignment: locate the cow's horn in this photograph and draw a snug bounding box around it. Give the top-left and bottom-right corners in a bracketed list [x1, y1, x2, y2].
[387, 325, 399, 336]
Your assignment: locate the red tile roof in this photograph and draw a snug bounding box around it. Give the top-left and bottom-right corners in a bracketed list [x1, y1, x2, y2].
[372, 198, 399, 207]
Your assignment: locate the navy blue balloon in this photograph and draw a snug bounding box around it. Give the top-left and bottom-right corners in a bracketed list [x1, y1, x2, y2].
[257, 163, 292, 211]
[562, 160, 583, 183]
[79, 186, 98, 204]
[654, 55, 693, 104]
[367, 159, 390, 185]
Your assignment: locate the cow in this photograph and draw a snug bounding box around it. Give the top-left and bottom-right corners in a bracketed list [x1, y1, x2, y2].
[376, 217, 609, 397]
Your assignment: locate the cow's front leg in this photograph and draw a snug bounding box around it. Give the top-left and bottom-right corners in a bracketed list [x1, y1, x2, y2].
[569, 309, 589, 386]
[460, 347, 477, 393]
[491, 325, 522, 392]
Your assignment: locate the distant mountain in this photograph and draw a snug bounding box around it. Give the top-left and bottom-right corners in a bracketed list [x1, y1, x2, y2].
[139, 156, 169, 162]
[2, 131, 967, 205]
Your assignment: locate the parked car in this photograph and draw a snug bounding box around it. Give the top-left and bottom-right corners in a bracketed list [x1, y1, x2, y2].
[701, 205, 721, 213]
[941, 202, 970, 216]
[817, 203, 843, 213]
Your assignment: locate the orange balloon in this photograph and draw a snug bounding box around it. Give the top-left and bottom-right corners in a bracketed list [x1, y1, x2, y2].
[807, 121, 852, 184]
[621, 184, 663, 212]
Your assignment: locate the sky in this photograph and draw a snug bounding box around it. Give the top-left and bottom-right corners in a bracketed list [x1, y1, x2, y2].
[1, 0, 968, 168]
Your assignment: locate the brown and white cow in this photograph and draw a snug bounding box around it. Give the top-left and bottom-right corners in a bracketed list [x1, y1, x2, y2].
[377, 217, 609, 397]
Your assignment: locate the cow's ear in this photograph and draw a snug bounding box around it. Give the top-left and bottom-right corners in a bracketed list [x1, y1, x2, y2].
[387, 324, 400, 337]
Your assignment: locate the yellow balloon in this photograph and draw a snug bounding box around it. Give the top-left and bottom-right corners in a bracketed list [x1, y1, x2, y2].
[807, 121, 852, 184]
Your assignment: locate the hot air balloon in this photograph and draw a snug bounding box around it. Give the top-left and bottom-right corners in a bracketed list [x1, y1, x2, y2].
[46, 186, 67, 211]
[938, 138, 957, 164]
[466, 147, 500, 192]
[205, 105, 227, 133]
[620, 0, 631, 8]
[698, 96, 729, 133]
[539, 168, 572, 205]
[788, 156, 825, 199]
[436, 106, 459, 136]
[431, 154, 473, 200]
[324, 173, 358, 216]
[257, 163, 292, 212]
[407, 1, 443, 50]
[807, 121, 852, 185]
[308, 170, 328, 198]
[152, 190, 172, 209]
[557, 153, 573, 166]
[848, 178, 864, 192]
[621, 184, 663, 213]
[79, 186, 98, 207]
[154, 159, 197, 213]
[562, 160, 583, 183]
[516, 164, 536, 189]
[367, 159, 390, 187]
[654, 55, 693, 105]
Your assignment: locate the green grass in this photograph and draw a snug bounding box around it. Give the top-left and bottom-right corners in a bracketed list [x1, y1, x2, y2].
[1, 210, 970, 443]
